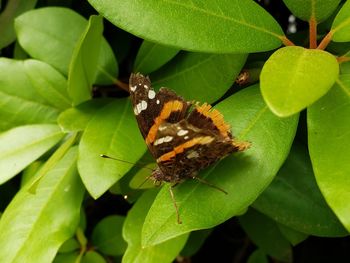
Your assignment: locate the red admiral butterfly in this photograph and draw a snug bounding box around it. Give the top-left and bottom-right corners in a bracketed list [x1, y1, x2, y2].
[129, 73, 250, 223]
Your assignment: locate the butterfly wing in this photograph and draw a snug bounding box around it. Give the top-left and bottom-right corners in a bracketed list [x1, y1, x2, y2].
[129, 73, 191, 146]
[151, 120, 238, 182]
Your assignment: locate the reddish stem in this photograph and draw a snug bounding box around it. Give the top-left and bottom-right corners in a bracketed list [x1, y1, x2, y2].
[337, 56, 350, 63]
[114, 79, 129, 92]
[309, 17, 317, 48]
[280, 36, 295, 46]
[317, 31, 334, 50]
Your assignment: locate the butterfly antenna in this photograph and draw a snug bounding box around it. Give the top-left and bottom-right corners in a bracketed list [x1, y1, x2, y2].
[192, 176, 228, 195]
[169, 185, 182, 224]
[100, 154, 153, 171]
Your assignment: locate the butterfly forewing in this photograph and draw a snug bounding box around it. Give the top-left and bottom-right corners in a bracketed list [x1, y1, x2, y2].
[129, 73, 190, 141]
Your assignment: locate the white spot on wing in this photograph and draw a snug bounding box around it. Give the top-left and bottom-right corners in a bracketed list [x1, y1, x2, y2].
[156, 99, 160, 104]
[154, 136, 173, 145]
[148, 90, 156, 99]
[163, 136, 173, 142]
[141, 100, 147, 110]
[184, 136, 189, 140]
[177, 129, 188, 136]
[134, 100, 148, 115]
[158, 125, 167, 131]
[130, 85, 137, 92]
[187, 151, 199, 159]
[144, 84, 149, 89]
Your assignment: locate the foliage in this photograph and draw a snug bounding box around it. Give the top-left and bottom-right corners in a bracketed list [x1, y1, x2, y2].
[0, 0, 349, 262]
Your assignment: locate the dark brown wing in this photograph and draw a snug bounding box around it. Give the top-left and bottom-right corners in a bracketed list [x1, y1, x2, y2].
[129, 73, 191, 145]
[152, 120, 239, 182]
[187, 103, 232, 139]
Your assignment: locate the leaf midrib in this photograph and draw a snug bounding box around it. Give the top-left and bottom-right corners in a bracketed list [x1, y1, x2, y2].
[161, 0, 281, 38]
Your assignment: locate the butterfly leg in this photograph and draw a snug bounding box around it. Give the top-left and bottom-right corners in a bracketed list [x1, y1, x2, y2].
[169, 184, 182, 224]
[192, 176, 228, 195]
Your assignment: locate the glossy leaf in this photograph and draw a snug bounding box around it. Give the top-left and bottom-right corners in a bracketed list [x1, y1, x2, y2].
[58, 99, 113, 132]
[282, 0, 341, 22]
[260, 46, 339, 117]
[142, 85, 298, 246]
[0, 147, 84, 263]
[247, 249, 269, 263]
[308, 74, 350, 232]
[53, 253, 79, 263]
[253, 143, 346, 236]
[0, 58, 69, 131]
[68, 15, 103, 105]
[134, 40, 180, 74]
[87, 0, 283, 53]
[78, 99, 146, 199]
[91, 215, 127, 256]
[332, 1, 350, 42]
[0, 0, 37, 49]
[277, 224, 308, 246]
[81, 251, 106, 263]
[239, 209, 292, 262]
[58, 238, 80, 253]
[123, 189, 188, 263]
[0, 124, 64, 184]
[151, 52, 247, 103]
[14, 7, 118, 84]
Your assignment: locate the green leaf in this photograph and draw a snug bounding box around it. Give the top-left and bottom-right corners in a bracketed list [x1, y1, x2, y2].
[260, 46, 339, 117]
[58, 238, 80, 253]
[81, 251, 106, 263]
[68, 15, 103, 105]
[0, 147, 85, 263]
[0, 0, 37, 49]
[239, 209, 292, 262]
[282, 0, 341, 22]
[58, 99, 113, 132]
[308, 74, 350, 232]
[91, 215, 127, 256]
[123, 189, 189, 263]
[87, 0, 283, 53]
[14, 7, 118, 84]
[134, 40, 180, 74]
[332, 1, 350, 42]
[21, 160, 44, 187]
[78, 99, 146, 199]
[0, 124, 64, 184]
[151, 52, 247, 103]
[53, 253, 79, 263]
[0, 58, 69, 131]
[277, 224, 308, 246]
[24, 59, 71, 109]
[247, 249, 269, 263]
[252, 143, 346, 236]
[142, 85, 298, 246]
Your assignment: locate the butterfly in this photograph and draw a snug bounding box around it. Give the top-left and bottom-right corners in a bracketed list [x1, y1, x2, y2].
[129, 73, 250, 223]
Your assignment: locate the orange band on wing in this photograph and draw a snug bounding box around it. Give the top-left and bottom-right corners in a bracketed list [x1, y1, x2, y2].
[196, 103, 230, 137]
[157, 136, 214, 162]
[145, 100, 184, 144]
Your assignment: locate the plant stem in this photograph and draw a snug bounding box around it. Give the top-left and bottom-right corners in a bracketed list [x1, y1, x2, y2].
[115, 79, 129, 92]
[280, 36, 295, 46]
[309, 17, 317, 49]
[317, 31, 334, 50]
[337, 56, 350, 63]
